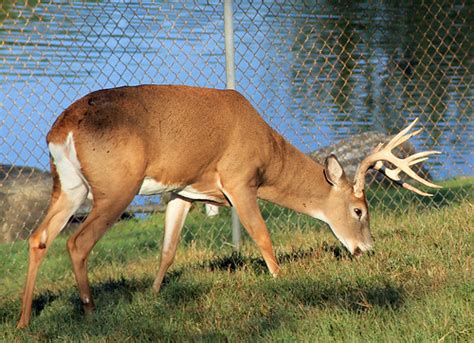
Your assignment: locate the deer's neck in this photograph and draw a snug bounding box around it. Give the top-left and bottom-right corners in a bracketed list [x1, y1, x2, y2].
[257, 135, 331, 217]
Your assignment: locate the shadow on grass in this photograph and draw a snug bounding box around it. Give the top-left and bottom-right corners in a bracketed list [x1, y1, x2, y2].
[23, 270, 187, 320]
[202, 242, 354, 274]
[0, 291, 60, 325]
[86, 276, 152, 308]
[193, 246, 404, 314]
[277, 280, 405, 313]
[30, 291, 60, 317]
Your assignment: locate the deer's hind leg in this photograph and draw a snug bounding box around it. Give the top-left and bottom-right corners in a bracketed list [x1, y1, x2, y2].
[18, 162, 88, 328]
[66, 168, 142, 314]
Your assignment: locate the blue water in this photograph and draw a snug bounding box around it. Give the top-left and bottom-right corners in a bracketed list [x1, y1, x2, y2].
[1, 0, 472, 181]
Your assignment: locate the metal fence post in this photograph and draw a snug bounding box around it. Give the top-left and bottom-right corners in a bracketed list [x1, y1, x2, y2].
[224, 0, 241, 251]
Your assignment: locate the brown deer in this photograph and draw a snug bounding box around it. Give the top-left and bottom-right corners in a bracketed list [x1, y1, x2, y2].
[17, 85, 440, 328]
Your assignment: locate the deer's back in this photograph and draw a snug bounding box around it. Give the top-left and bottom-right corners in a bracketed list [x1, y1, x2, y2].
[47, 85, 282, 182]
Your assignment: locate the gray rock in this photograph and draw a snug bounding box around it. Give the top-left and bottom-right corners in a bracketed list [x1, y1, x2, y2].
[0, 164, 53, 243]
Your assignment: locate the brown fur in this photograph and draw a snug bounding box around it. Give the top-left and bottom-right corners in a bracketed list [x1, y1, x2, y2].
[18, 85, 374, 328]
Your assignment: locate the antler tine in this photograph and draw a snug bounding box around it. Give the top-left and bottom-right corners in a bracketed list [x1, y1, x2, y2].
[407, 157, 428, 166]
[395, 159, 442, 189]
[385, 118, 419, 149]
[389, 128, 423, 149]
[406, 150, 441, 163]
[402, 183, 434, 197]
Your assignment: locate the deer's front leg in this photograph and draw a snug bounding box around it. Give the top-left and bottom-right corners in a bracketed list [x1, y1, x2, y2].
[225, 186, 280, 277]
[152, 194, 192, 293]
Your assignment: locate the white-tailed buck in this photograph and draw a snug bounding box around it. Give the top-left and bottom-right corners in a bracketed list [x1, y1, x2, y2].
[17, 85, 440, 327]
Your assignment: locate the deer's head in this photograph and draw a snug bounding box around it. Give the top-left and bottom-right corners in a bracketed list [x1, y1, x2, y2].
[318, 155, 372, 256]
[317, 119, 441, 257]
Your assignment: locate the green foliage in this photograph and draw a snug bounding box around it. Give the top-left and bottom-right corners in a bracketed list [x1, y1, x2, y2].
[0, 179, 472, 341]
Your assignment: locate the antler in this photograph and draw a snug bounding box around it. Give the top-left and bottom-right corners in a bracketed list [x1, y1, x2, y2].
[353, 118, 442, 197]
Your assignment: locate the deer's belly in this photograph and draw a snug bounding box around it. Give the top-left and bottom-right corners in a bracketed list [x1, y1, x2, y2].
[138, 177, 224, 203]
[138, 177, 181, 195]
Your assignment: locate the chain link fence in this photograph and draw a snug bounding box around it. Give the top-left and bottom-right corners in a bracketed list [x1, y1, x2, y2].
[1, 0, 472, 288]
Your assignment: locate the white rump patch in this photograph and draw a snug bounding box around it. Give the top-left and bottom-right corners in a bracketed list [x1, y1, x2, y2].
[48, 132, 88, 215]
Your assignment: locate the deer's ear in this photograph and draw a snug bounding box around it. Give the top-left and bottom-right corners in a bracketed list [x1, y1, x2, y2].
[324, 155, 345, 186]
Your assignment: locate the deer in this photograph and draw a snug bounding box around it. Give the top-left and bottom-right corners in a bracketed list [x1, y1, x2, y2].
[17, 85, 440, 328]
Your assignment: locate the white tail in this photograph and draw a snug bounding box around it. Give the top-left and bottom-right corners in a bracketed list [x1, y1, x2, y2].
[17, 85, 440, 327]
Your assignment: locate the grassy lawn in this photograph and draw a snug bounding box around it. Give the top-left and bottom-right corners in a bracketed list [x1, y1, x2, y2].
[1, 179, 473, 341]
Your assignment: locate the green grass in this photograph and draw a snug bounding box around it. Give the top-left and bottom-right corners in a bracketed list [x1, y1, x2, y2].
[0, 179, 473, 342]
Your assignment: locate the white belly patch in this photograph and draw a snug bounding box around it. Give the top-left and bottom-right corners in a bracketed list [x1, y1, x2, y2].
[138, 177, 220, 202]
[138, 178, 181, 195]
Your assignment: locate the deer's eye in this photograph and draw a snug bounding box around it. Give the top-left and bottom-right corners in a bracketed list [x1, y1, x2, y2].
[354, 208, 363, 218]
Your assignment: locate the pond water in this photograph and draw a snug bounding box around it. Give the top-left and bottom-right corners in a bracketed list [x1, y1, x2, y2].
[1, 0, 472, 180]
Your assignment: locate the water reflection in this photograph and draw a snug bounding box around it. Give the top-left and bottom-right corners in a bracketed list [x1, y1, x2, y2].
[0, 0, 472, 179]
